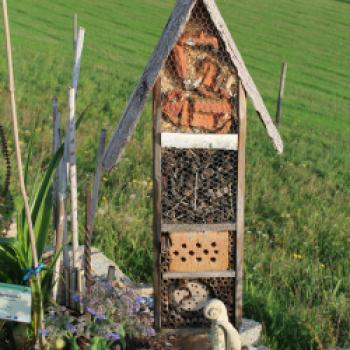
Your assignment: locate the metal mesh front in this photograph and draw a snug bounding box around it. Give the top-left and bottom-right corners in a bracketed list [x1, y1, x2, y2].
[162, 149, 237, 224]
[160, 277, 235, 328]
[160, 0, 239, 134]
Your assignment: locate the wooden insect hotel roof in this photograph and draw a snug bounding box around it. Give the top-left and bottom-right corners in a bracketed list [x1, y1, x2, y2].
[103, 0, 283, 170]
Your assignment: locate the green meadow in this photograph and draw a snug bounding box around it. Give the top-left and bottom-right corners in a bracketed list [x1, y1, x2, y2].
[0, 0, 349, 348]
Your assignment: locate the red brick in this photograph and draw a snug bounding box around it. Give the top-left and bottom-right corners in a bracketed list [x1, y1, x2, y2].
[191, 112, 216, 131]
[179, 99, 191, 127]
[216, 120, 232, 134]
[173, 44, 187, 80]
[193, 99, 232, 115]
[162, 90, 185, 125]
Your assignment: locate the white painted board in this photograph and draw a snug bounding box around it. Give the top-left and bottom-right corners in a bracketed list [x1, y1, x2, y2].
[161, 132, 238, 150]
[0, 283, 32, 323]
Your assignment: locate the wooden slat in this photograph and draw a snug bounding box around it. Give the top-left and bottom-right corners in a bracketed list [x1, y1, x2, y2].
[153, 78, 162, 330]
[235, 81, 247, 328]
[103, 0, 197, 169]
[161, 133, 238, 150]
[203, 0, 283, 154]
[162, 223, 236, 232]
[163, 271, 236, 280]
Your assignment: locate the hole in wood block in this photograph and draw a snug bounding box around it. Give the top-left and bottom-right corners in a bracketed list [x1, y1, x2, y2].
[169, 231, 229, 272]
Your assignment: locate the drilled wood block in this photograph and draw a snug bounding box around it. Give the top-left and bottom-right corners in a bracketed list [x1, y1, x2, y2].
[169, 231, 229, 272]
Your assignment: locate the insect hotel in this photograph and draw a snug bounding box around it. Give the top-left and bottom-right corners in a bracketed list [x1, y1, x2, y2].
[103, 0, 283, 331]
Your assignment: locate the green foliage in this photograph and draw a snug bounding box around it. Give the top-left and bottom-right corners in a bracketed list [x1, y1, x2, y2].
[0, 144, 63, 336]
[0, 0, 349, 349]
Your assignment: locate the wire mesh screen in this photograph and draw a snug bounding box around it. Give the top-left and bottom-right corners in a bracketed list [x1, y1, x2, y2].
[162, 149, 238, 224]
[160, 0, 239, 134]
[160, 278, 235, 328]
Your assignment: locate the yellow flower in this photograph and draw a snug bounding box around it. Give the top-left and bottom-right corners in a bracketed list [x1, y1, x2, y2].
[292, 253, 303, 260]
[320, 263, 325, 269]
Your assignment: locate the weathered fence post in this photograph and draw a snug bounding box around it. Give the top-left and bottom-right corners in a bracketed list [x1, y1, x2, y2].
[275, 62, 288, 125]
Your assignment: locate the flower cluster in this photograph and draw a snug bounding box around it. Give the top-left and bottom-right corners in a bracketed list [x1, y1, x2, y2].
[44, 279, 155, 348]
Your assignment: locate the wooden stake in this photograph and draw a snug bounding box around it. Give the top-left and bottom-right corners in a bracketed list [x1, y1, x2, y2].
[153, 77, 162, 330]
[84, 188, 93, 295]
[68, 88, 79, 270]
[91, 129, 106, 227]
[235, 82, 247, 328]
[51, 97, 61, 301]
[72, 27, 85, 94]
[275, 62, 288, 125]
[2, 0, 45, 344]
[73, 14, 78, 54]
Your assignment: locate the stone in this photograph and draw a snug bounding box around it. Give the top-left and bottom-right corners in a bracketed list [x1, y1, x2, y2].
[240, 319, 262, 347]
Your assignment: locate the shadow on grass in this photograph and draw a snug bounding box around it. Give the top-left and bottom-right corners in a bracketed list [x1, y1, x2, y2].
[334, 0, 350, 3]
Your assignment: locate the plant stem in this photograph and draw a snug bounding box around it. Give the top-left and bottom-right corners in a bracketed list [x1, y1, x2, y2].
[2, 0, 45, 346]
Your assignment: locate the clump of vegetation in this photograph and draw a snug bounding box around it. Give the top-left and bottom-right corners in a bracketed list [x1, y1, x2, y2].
[43, 280, 155, 349]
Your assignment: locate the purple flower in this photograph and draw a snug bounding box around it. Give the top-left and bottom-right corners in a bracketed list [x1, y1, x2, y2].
[86, 307, 97, 316]
[96, 313, 107, 321]
[72, 294, 81, 303]
[143, 328, 156, 337]
[104, 332, 121, 341]
[39, 329, 49, 337]
[135, 296, 145, 305]
[65, 323, 77, 333]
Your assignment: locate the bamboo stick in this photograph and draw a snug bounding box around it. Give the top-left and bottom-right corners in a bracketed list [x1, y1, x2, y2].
[72, 27, 85, 94]
[68, 88, 79, 270]
[73, 14, 78, 54]
[2, 0, 45, 345]
[52, 96, 60, 254]
[91, 129, 106, 227]
[84, 188, 93, 295]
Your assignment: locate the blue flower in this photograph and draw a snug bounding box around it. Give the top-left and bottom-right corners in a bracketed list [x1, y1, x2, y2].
[72, 294, 80, 303]
[96, 313, 107, 321]
[143, 328, 156, 337]
[135, 296, 145, 305]
[39, 329, 49, 337]
[86, 307, 97, 316]
[65, 323, 77, 334]
[104, 332, 121, 341]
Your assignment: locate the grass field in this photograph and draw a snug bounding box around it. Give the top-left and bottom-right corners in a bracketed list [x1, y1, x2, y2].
[0, 0, 349, 349]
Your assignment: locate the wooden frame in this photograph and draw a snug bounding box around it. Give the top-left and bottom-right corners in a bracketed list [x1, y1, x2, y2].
[153, 77, 162, 330]
[235, 81, 247, 328]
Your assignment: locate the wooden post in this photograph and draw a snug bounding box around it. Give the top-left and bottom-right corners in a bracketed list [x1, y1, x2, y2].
[51, 97, 62, 301]
[77, 269, 84, 314]
[91, 129, 106, 227]
[2, 0, 45, 344]
[68, 88, 79, 271]
[72, 27, 85, 94]
[153, 77, 162, 330]
[107, 266, 116, 283]
[73, 14, 78, 53]
[84, 188, 93, 295]
[275, 62, 288, 125]
[235, 82, 247, 328]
